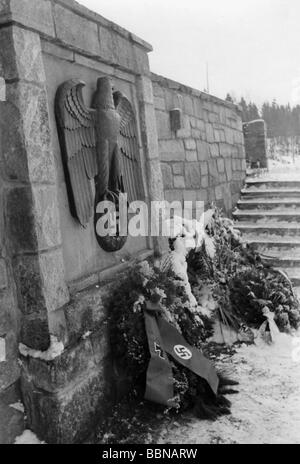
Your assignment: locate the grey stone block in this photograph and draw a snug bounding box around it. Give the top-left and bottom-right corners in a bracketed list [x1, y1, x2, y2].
[6, 186, 37, 254]
[186, 151, 197, 162]
[174, 176, 185, 189]
[172, 163, 184, 175]
[156, 110, 171, 139]
[38, 249, 69, 313]
[0, 0, 55, 37]
[185, 163, 201, 189]
[161, 163, 173, 189]
[200, 162, 208, 176]
[184, 138, 196, 151]
[13, 249, 69, 317]
[215, 185, 223, 200]
[0, 26, 45, 82]
[176, 115, 192, 138]
[0, 259, 8, 290]
[98, 25, 115, 63]
[205, 123, 215, 143]
[138, 100, 160, 161]
[209, 143, 219, 158]
[159, 140, 185, 162]
[196, 140, 209, 161]
[201, 176, 209, 189]
[113, 33, 135, 70]
[225, 127, 234, 144]
[217, 158, 225, 173]
[0, 331, 20, 391]
[0, 290, 17, 336]
[183, 95, 194, 115]
[21, 363, 111, 444]
[6, 185, 61, 254]
[53, 4, 100, 56]
[183, 190, 197, 202]
[164, 189, 183, 202]
[145, 159, 164, 201]
[20, 335, 104, 393]
[31, 185, 62, 250]
[154, 96, 166, 111]
[225, 159, 233, 181]
[41, 40, 75, 62]
[208, 112, 219, 124]
[4, 82, 56, 184]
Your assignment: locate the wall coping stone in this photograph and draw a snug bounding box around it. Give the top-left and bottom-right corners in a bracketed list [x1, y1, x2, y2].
[0, 0, 153, 53]
[151, 72, 242, 113]
[54, 0, 153, 51]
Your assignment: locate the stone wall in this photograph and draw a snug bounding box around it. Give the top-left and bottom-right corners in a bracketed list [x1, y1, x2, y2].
[0, 0, 247, 444]
[0, 0, 164, 444]
[152, 74, 246, 215]
[243, 119, 268, 168]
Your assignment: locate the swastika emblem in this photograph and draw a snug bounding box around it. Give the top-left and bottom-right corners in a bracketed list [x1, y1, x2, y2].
[174, 345, 192, 360]
[154, 342, 165, 359]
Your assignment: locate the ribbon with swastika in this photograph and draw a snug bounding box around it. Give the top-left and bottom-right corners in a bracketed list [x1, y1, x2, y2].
[144, 301, 219, 407]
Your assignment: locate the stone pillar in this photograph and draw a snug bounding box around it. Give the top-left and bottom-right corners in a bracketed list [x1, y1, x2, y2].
[0, 23, 69, 351]
[136, 75, 167, 255]
[243, 119, 268, 169]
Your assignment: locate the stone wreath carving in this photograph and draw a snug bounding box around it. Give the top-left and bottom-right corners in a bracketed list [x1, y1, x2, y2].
[55, 77, 141, 252]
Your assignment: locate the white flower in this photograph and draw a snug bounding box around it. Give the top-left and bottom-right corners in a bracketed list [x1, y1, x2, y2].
[204, 234, 216, 259]
[151, 288, 167, 299]
[133, 295, 145, 313]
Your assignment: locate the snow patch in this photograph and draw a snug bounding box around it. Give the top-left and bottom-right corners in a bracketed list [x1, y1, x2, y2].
[19, 335, 64, 361]
[159, 330, 300, 444]
[82, 331, 92, 340]
[9, 401, 25, 414]
[14, 430, 45, 445]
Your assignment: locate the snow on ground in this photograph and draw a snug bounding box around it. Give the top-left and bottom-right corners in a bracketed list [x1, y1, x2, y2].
[19, 335, 64, 361]
[14, 430, 45, 445]
[9, 401, 25, 414]
[158, 332, 300, 444]
[248, 155, 300, 181]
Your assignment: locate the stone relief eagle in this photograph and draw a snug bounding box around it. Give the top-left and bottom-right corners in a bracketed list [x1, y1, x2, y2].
[55, 77, 142, 252]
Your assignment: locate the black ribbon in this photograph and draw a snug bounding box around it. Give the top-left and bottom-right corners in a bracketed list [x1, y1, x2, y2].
[144, 302, 219, 406]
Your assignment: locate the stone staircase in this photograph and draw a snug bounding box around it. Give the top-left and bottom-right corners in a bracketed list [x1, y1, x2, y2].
[233, 178, 300, 289]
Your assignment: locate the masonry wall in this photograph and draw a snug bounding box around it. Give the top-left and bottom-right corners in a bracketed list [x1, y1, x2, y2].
[0, 0, 247, 444]
[152, 74, 246, 215]
[0, 0, 164, 444]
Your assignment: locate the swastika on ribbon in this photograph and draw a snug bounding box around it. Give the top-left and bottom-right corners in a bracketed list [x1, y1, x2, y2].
[154, 342, 165, 359]
[174, 345, 192, 360]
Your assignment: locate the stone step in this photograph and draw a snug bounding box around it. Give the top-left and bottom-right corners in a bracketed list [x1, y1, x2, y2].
[236, 178, 300, 287]
[274, 267, 300, 286]
[241, 188, 300, 198]
[293, 287, 300, 298]
[242, 235, 300, 246]
[237, 198, 300, 210]
[241, 238, 300, 256]
[233, 210, 300, 223]
[235, 222, 300, 237]
[260, 253, 300, 268]
[245, 179, 300, 189]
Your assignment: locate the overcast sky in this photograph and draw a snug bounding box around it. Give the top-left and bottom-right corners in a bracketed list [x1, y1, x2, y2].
[78, 0, 300, 107]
